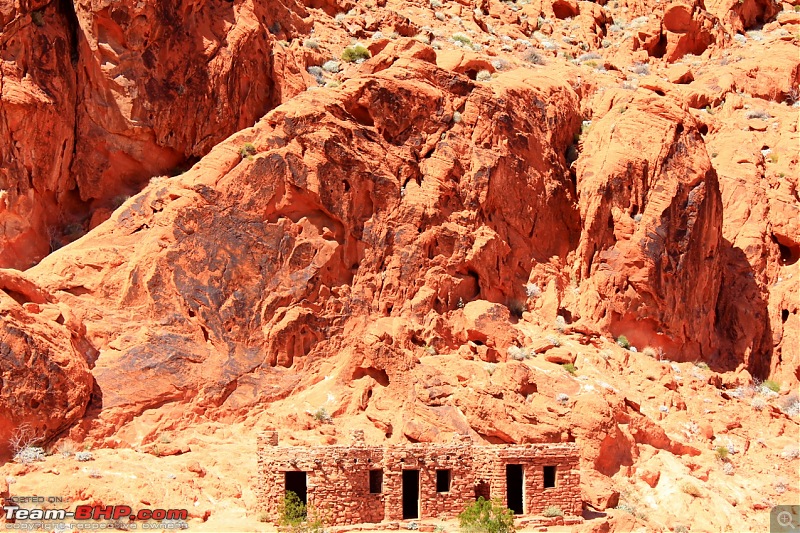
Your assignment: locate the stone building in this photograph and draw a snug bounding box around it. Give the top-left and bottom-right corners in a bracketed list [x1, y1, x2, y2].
[256, 431, 581, 525]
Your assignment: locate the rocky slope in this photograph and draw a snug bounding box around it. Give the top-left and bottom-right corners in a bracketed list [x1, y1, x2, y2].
[0, 0, 798, 531]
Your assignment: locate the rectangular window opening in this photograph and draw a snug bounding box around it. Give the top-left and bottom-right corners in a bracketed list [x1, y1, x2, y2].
[369, 469, 383, 494]
[543, 465, 557, 488]
[474, 480, 490, 501]
[436, 469, 451, 493]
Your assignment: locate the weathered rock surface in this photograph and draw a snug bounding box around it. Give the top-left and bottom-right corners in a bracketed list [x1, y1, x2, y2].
[660, 2, 723, 62]
[573, 91, 723, 362]
[0, 270, 94, 458]
[0, 0, 797, 530]
[25, 54, 584, 441]
[704, 93, 799, 383]
[0, 1, 77, 268]
[69, 0, 310, 200]
[705, 0, 782, 34]
[0, 0, 310, 269]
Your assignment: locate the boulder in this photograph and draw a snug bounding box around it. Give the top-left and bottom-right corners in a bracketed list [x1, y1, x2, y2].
[581, 470, 620, 510]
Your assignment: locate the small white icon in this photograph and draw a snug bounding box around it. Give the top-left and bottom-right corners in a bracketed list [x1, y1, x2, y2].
[778, 511, 795, 528]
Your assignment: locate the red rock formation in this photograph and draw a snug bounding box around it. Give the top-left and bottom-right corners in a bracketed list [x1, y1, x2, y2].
[572, 90, 723, 362]
[0, 0, 796, 529]
[0, 0, 312, 269]
[21, 53, 587, 442]
[0, 2, 77, 268]
[660, 2, 723, 62]
[0, 270, 93, 458]
[705, 0, 782, 34]
[70, 0, 310, 200]
[704, 94, 799, 381]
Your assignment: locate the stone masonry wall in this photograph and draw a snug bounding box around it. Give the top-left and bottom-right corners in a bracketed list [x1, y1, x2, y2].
[382, 438, 474, 520]
[257, 432, 581, 525]
[473, 443, 582, 516]
[257, 431, 385, 525]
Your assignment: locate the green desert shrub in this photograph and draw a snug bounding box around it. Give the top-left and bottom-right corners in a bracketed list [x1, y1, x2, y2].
[616, 335, 631, 349]
[542, 506, 564, 517]
[715, 446, 729, 460]
[313, 408, 333, 424]
[303, 38, 320, 50]
[278, 491, 326, 533]
[458, 497, 516, 533]
[451, 32, 473, 47]
[279, 491, 306, 526]
[240, 142, 257, 159]
[341, 43, 371, 62]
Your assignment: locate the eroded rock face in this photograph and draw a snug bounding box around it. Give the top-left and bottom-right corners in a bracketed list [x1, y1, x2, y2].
[0, 271, 94, 457]
[0, 0, 796, 528]
[9, 29, 792, 448]
[0, 2, 77, 268]
[703, 94, 799, 382]
[572, 91, 723, 362]
[660, 2, 723, 62]
[705, 0, 782, 34]
[0, 0, 311, 269]
[27, 51, 584, 439]
[70, 0, 311, 201]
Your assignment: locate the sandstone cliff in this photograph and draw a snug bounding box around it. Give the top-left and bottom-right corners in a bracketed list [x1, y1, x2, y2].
[0, 0, 797, 530]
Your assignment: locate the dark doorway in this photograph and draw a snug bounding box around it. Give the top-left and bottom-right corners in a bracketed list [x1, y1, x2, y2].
[543, 466, 557, 488]
[402, 470, 420, 519]
[285, 471, 308, 506]
[505, 464, 524, 515]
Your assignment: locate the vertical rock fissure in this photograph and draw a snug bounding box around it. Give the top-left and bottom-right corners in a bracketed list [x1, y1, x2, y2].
[56, 0, 80, 65]
[56, 0, 80, 185]
[44, 0, 85, 259]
